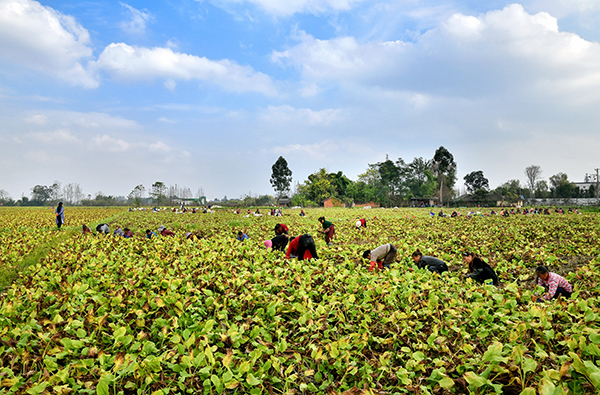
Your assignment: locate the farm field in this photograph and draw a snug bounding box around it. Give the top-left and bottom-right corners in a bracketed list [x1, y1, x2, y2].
[0, 207, 599, 395]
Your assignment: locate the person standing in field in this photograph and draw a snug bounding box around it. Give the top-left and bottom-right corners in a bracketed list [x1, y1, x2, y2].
[55, 202, 64, 229]
[531, 265, 573, 302]
[411, 250, 449, 274]
[318, 216, 335, 245]
[462, 252, 498, 285]
[363, 244, 397, 271]
[286, 234, 319, 260]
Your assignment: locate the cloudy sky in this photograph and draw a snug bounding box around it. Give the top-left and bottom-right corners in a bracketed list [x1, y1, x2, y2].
[1, 0, 600, 201]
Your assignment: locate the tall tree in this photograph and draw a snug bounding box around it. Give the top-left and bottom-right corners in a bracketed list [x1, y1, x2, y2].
[463, 170, 489, 194]
[151, 182, 167, 204]
[128, 184, 146, 206]
[524, 165, 542, 197]
[432, 146, 457, 205]
[549, 172, 576, 198]
[270, 156, 293, 199]
[31, 185, 52, 204]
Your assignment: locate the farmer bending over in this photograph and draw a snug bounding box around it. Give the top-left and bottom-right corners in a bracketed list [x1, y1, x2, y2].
[532, 265, 573, 302]
[411, 250, 448, 274]
[363, 244, 397, 272]
[286, 234, 319, 260]
[462, 252, 498, 285]
[318, 216, 335, 245]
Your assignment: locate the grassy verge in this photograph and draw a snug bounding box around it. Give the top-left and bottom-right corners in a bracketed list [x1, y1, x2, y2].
[0, 212, 126, 292]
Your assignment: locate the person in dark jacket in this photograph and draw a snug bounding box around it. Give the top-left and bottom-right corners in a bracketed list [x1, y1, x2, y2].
[411, 250, 448, 274]
[462, 252, 498, 285]
[55, 202, 65, 229]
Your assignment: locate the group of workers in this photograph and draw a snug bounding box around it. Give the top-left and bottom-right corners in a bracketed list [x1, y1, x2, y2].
[258, 216, 573, 303]
[72, 205, 573, 303]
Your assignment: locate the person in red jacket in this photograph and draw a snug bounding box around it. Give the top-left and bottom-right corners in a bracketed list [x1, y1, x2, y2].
[286, 234, 319, 260]
[355, 218, 367, 230]
[157, 225, 175, 236]
[274, 223, 289, 235]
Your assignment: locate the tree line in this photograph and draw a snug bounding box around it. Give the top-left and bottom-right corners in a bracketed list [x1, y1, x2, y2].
[0, 181, 204, 207]
[270, 148, 597, 207]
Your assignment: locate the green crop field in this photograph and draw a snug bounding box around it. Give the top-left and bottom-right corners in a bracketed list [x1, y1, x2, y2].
[1, 207, 599, 395]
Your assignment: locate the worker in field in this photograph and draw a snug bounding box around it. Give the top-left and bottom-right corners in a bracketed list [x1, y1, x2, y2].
[82, 224, 93, 235]
[286, 234, 319, 260]
[355, 218, 367, 230]
[158, 225, 175, 236]
[264, 235, 288, 252]
[274, 223, 289, 235]
[462, 252, 498, 285]
[318, 216, 335, 245]
[237, 231, 249, 241]
[113, 225, 124, 237]
[55, 202, 65, 229]
[363, 243, 397, 271]
[411, 250, 448, 274]
[531, 265, 573, 302]
[146, 229, 157, 239]
[96, 223, 110, 234]
[123, 228, 134, 238]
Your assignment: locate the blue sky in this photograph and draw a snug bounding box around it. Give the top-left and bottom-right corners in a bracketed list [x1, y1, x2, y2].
[1, 0, 600, 201]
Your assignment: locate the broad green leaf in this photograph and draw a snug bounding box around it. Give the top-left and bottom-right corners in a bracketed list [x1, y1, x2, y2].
[438, 377, 454, 389]
[523, 358, 538, 374]
[246, 373, 261, 386]
[464, 372, 487, 388]
[96, 380, 109, 395]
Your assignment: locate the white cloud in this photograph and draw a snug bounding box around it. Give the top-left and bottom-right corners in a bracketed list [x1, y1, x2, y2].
[209, 0, 364, 17]
[0, 0, 98, 87]
[29, 129, 80, 144]
[260, 105, 341, 126]
[24, 114, 47, 125]
[120, 3, 153, 35]
[272, 4, 600, 100]
[93, 134, 130, 152]
[157, 117, 176, 123]
[149, 141, 171, 152]
[271, 140, 334, 158]
[299, 82, 320, 97]
[24, 149, 52, 163]
[94, 43, 277, 95]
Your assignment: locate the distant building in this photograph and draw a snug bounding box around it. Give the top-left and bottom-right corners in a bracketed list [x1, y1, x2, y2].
[277, 198, 292, 207]
[323, 198, 345, 208]
[411, 197, 438, 207]
[573, 173, 598, 192]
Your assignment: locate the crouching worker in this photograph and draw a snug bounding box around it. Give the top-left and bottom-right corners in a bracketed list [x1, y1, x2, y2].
[363, 244, 397, 272]
[532, 265, 573, 302]
[271, 234, 288, 251]
[411, 250, 448, 274]
[286, 234, 319, 260]
[462, 252, 498, 285]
